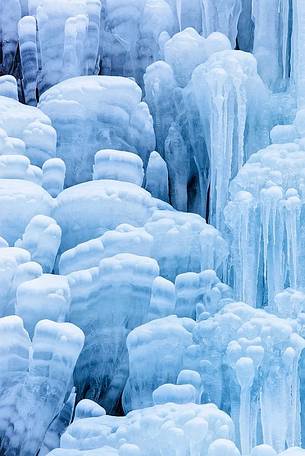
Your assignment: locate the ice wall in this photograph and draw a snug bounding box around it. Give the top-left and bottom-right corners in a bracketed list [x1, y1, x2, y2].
[1, 1, 305, 455]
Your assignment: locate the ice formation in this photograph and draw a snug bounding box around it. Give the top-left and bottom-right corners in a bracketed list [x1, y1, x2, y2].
[38, 76, 155, 186]
[2, 1, 305, 456]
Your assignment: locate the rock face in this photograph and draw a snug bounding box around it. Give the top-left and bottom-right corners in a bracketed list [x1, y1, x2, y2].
[1, 1, 305, 456]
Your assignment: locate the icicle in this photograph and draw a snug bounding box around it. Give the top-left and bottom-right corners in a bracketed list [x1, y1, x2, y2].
[236, 357, 255, 455]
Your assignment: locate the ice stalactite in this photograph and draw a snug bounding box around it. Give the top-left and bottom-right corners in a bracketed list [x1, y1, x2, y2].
[225, 110, 305, 307]
[200, 0, 242, 47]
[144, 29, 270, 225]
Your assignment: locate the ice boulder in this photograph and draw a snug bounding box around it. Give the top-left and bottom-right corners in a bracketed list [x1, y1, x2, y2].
[0, 75, 18, 99]
[123, 315, 194, 412]
[59, 223, 153, 275]
[145, 210, 228, 280]
[0, 154, 42, 184]
[68, 253, 160, 412]
[42, 158, 66, 197]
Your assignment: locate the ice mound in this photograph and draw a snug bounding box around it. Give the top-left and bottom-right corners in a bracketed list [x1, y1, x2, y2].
[0, 75, 18, 99]
[123, 315, 194, 412]
[58, 205, 227, 283]
[39, 75, 155, 186]
[58, 224, 153, 275]
[55, 402, 236, 456]
[144, 210, 228, 280]
[16, 273, 70, 336]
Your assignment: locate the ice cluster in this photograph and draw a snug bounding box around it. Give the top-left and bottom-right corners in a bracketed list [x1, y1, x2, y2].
[1, 1, 305, 456]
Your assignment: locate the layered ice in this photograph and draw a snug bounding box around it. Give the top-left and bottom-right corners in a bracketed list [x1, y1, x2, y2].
[0, 95, 56, 166]
[93, 149, 144, 186]
[0, 247, 41, 316]
[144, 210, 228, 280]
[0, 179, 53, 245]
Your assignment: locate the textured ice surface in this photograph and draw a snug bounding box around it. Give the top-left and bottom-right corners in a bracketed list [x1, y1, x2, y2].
[144, 30, 270, 224]
[0, 247, 40, 316]
[16, 274, 70, 336]
[183, 301, 305, 453]
[175, 269, 233, 319]
[144, 210, 228, 280]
